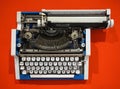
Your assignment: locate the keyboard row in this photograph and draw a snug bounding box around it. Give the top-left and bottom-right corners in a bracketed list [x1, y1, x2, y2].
[20, 56, 80, 62]
[21, 69, 81, 75]
[19, 61, 82, 66]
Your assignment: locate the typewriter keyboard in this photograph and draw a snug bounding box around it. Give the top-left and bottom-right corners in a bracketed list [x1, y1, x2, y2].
[19, 56, 83, 78]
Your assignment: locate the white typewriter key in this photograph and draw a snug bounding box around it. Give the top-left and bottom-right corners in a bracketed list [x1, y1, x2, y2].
[72, 62, 77, 66]
[63, 62, 67, 66]
[46, 57, 50, 61]
[53, 70, 56, 73]
[56, 57, 59, 61]
[30, 62, 34, 66]
[26, 66, 31, 70]
[73, 66, 77, 70]
[64, 66, 68, 70]
[32, 57, 36, 61]
[41, 57, 45, 61]
[27, 57, 31, 61]
[68, 62, 72, 66]
[39, 70, 42, 74]
[76, 70, 80, 74]
[48, 70, 52, 74]
[78, 62, 82, 66]
[29, 70, 33, 74]
[59, 66, 63, 70]
[69, 66, 72, 70]
[65, 57, 69, 61]
[25, 62, 29, 66]
[20, 62, 24, 66]
[44, 62, 48, 66]
[34, 70, 38, 74]
[70, 57, 74, 61]
[51, 57, 55, 61]
[53, 62, 57, 66]
[58, 62, 62, 66]
[61, 57, 64, 61]
[45, 66, 49, 70]
[57, 70, 61, 74]
[62, 70, 65, 74]
[36, 66, 40, 70]
[55, 66, 59, 70]
[81, 43, 85, 47]
[34, 62, 38, 66]
[22, 70, 27, 74]
[20, 66, 25, 70]
[71, 70, 75, 74]
[39, 62, 43, 66]
[41, 66, 45, 70]
[31, 66, 35, 70]
[49, 62, 52, 66]
[36, 57, 40, 61]
[66, 70, 70, 74]
[75, 57, 79, 61]
[43, 70, 47, 74]
[21, 57, 26, 61]
[50, 66, 54, 70]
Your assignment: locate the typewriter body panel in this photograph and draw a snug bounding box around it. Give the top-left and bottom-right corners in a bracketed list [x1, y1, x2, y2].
[11, 9, 114, 80]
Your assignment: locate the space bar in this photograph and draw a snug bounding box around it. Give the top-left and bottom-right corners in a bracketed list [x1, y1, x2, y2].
[30, 75, 74, 78]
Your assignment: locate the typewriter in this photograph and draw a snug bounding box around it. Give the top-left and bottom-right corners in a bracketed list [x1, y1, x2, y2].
[11, 9, 114, 80]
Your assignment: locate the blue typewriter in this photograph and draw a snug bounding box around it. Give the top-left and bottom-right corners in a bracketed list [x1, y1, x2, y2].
[11, 9, 114, 80]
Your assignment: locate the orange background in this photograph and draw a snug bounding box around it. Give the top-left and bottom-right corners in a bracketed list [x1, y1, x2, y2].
[0, 0, 120, 89]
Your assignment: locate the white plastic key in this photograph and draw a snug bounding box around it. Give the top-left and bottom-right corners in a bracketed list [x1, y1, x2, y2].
[57, 70, 61, 74]
[59, 66, 63, 70]
[51, 57, 55, 61]
[41, 66, 45, 70]
[78, 62, 82, 66]
[65, 57, 69, 61]
[36, 57, 40, 61]
[22, 70, 27, 74]
[20, 62, 24, 66]
[39, 70, 42, 74]
[61, 57, 64, 61]
[62, 70, 66, 74]
[34, 62, 38, 66]
[43, 70, 47, 74]
[29, 70, 33, 74]
[45, 66, 49, 70]
[68, 62, 72, 66]
[31, 66, 35, 70]
[41, 57, 45, 61]
[53, 62, 57, 66]
[25, 62, 29, 66]
[70, 57, 74, 61]
[75, 57, 79, 61]
[56, 57, 59, 61]
[58, 62, 62, 66]
[34, 70, 38, 74]
[27, 57, 31, 61]
[32, 57, 36, 61]
[39, 62, 43, 66]
[63, 62, 67, 66]
[36, 66, 40, 70]
[44, 62, 48, 66]
[50, 66, 54, 70]
[30, 75, 74, 78]
[46, 57, 50, 61]
[26, 66, 31, 70]
[21, 57, 26, 61]
[20, 66, 25, 70]
[49, 62, 52, 66]
[76, 70, 80, 74]
[30, 62, 34, 66]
